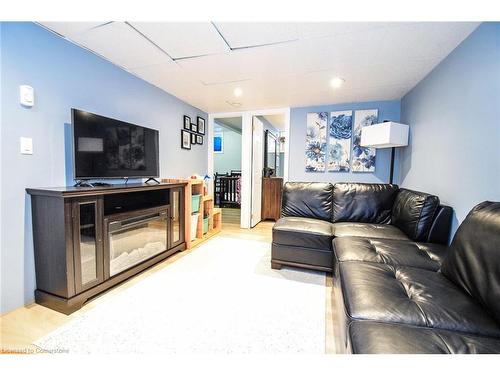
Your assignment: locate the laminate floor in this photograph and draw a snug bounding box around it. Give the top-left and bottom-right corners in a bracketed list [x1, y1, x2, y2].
[0, 221, 338, 354]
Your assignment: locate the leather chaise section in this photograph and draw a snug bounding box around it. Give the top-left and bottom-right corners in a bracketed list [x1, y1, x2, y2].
[441, 201, 500, 322]
[349, 321, 500, 354]
[391, 188, 440, 241]
[273, 217, 334, 251]
[339, 262, 500, 338]
[332, 222, 409, 241]
[281, 182, 333, 221]
[272, 216, 334, 269]
[272, 244, 332, 270]
[333, 183, 399, 224]
[333, 237, 447, 271]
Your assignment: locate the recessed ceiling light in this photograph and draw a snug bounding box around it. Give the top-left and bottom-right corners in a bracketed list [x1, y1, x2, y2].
[233, 87, 243, 97]
[330, 77, 345, 89]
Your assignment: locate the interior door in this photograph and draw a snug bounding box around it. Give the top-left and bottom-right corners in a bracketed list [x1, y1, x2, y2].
[251, 117, 264, 227]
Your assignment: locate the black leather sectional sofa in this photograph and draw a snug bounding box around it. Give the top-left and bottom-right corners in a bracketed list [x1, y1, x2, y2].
[271, 182, 500, 354]
[272, 182, 452, 272]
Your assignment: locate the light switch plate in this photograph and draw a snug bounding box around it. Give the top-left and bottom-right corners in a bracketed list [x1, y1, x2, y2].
[20, 85, 34, 107]
[20, 137, 33, 154]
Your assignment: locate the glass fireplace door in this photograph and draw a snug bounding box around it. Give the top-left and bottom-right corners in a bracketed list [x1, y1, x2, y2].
[107, 209, 169, 277]
[170, 187, 184, 248]
[73, 197, 104, 293]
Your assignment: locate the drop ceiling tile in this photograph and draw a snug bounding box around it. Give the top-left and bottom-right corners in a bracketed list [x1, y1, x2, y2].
[297, 22, 387, 39]
[352, 84, 409, 103]
[38, 22, 109, 37]
[376, 23, 477, 62]
[130, 22, 229, 59]
[434, 22, 479, 51]
[45, 22, 482, 112]
[70, 22, 172, 69]
[130, 62, 182, 85]
[178, 41, 304, 85]
[177, 52, 252, 84]
[214, 22, 299, 49]
[298, 27, 388, 73]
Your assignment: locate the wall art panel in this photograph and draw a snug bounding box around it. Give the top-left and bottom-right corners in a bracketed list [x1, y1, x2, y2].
[352, 109, 378, 172]
[305, 112, 327, 172]
[328, 110, 352, 172]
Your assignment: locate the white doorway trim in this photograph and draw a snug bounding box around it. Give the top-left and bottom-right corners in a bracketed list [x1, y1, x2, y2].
[251, 116, 264, 227]
[208, 107, 290, 229]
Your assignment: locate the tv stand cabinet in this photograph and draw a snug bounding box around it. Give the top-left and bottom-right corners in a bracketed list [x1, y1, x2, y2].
[27, 182, 187, 314]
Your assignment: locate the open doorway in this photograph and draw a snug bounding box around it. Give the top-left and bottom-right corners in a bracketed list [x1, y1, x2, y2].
[250, 113, 287, 227]
[208, 108, 289, 229]
[213, 116, 242, 226]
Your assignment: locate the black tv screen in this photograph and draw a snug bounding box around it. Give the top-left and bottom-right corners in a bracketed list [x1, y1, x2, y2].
[72, 109, 159, 179]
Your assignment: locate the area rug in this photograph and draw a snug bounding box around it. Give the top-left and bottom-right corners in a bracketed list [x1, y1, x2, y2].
[34, 236, 326, 354]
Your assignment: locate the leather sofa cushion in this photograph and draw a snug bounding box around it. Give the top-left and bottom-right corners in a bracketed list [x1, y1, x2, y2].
[333, 237, 447, 271]
[333, 183, 399, 224]
[281, 182, 333, 221]
[273, 217, 334, 251]
[339, 262, 500, 337]
[441, 201, 500, 322]
[332, 222, 409, 241]
[391, 188, 440, 241]
[349, 321, 500, 354]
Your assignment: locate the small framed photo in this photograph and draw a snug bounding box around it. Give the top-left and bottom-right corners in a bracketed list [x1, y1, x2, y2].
[197, 135, 203, 145]
[190, 123, 198, 132]
[191, 132, 197, 145]
[181, 130, 191, 150]
[197, 116, 205, 135]
[183, 115, 191, 130]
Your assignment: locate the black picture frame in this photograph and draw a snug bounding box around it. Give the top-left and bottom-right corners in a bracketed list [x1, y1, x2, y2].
[197, 116, 205, 135]
[181, 130, 191, 150]
[183, 115, 191, 130]
[191, 132, 197, 145]
[197, 135, 203, 145]
[190, 122, 198, 132]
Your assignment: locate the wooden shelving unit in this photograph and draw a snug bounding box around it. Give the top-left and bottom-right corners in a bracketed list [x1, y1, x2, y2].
[162, 178, 222, 249]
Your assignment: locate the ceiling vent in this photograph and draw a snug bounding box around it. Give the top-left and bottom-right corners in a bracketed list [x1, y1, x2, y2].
[225, 101, 242, 108]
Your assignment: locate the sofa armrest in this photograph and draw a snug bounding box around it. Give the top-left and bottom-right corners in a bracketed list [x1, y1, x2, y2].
[427, 205, 453, 245]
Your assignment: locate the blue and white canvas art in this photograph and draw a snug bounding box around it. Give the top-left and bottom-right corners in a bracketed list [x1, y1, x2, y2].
[305, 112, 327, 172]
[352, 109, 378, 172]
[328, 111, 352, 172]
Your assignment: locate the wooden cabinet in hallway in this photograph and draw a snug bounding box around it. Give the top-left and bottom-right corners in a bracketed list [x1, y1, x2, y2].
[261, 177, 283, 221]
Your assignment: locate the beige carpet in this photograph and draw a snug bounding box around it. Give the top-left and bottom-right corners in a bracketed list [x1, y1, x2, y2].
[34, 236, 326, 354]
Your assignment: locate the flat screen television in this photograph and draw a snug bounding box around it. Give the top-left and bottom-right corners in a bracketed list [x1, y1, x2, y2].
[72, 109, 159, 179]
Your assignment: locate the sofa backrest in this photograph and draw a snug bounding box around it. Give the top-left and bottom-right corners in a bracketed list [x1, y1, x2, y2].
[281, 182, 333, 221]
[332, 183, 399, 224]
[441, 201, 500, 321]
[426, 205, 453, 245]
[391, 188, 440, 242]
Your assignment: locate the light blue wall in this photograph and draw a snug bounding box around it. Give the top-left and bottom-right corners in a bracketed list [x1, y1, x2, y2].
[214, 125, 241, 174]
[399, 22, 500, 235]
[289, 100, 401, 183]
[0, 22, 208, 313]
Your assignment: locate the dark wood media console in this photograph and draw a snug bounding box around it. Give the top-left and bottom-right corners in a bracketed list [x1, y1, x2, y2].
[27, 182, 187, 314]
